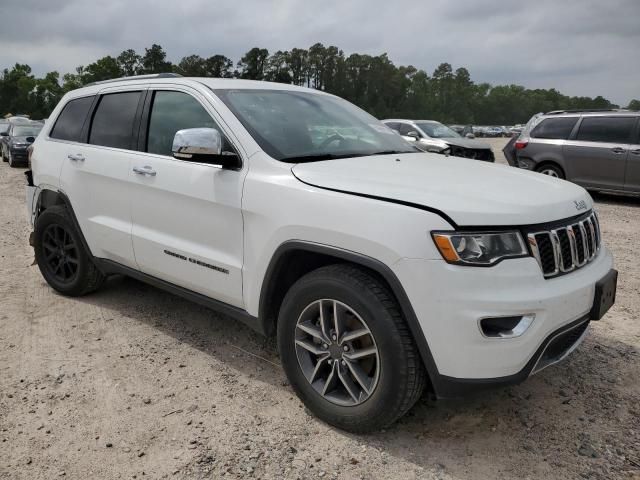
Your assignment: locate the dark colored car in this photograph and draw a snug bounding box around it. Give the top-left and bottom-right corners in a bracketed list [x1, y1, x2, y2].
[1, 123, 42, 167]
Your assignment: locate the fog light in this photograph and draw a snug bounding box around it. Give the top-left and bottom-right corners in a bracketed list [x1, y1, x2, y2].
[479, 314, 535, 338]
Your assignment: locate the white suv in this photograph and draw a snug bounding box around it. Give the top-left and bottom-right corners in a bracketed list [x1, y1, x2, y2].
[25, 74, 617, 433]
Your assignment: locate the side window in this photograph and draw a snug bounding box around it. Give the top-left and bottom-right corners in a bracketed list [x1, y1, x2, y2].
[576, 117, 636, 144]
[146, 91, 219, 156]
[50, 96, 94, 142]
[530, 117, 577, 140]
[385, 122, 401, 133]
[399, 123, 417, 136]
[89, 91, 141, 149]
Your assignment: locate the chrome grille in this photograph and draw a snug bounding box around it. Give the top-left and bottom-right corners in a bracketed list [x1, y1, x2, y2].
[528, 212, 601, 278]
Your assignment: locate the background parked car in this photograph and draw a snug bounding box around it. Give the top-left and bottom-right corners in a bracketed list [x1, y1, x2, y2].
[383, 119, 494, 161]
[507, 109, 640, 193]
[1, 122, 42, 167]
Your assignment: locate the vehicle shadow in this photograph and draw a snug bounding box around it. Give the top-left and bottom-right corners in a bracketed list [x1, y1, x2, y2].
[77, 275, 639, 479]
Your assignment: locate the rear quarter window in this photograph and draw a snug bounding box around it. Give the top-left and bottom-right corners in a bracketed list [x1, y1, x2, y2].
[88, 91, 142, 150]
[49, 96, 95, 142]
[530, 117, 577, 140]
[576, 116, 636, 143]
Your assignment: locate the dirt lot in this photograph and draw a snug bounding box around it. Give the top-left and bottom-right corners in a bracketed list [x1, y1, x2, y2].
[1, 139, 639, 480]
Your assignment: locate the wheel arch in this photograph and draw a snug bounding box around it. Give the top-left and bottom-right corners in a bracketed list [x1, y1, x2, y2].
[32, 188, 96, 261]
[258, 240, 440, 391]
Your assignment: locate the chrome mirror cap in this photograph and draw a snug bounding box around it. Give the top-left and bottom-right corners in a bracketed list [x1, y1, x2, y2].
[172, 127, 222, 159]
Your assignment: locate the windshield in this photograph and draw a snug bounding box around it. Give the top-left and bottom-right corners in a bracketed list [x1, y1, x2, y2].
[13, 126, 41, 136]
[416, 122, 461, 139]
[213, 89, 417, 162]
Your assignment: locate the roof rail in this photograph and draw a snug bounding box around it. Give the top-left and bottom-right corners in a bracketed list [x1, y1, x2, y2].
[86, 73, 182, 87]
[545, 108, 625, 115]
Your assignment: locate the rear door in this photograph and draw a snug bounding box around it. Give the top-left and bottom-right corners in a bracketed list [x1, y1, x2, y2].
[562, 116, 634, 190]
[129, 85, 245, 308]
[624, 117, 640, 193]
[59, 87, 144, 268]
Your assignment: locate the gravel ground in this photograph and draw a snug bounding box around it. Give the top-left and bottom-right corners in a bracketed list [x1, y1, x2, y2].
[1, 139, 639, 480]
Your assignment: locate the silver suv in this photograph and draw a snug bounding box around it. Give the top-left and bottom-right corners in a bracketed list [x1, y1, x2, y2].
[509, 110, 640, 193]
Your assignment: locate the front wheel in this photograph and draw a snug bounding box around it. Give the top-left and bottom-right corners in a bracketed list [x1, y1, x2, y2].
[277, 264, 427, 433]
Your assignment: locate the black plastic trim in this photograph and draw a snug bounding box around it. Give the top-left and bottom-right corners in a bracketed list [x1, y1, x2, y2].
[94, 259, 263, 335]
[258, 240, 444, 391]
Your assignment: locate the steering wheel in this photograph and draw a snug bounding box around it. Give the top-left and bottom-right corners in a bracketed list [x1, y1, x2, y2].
[318, 133, 345, 150]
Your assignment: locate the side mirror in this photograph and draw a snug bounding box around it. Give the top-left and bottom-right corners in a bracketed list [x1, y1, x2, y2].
[0, 131, 8, 137]
[406, 131, 420, 139]
[465, 133, 475, 139]
[172, 127, 240, 169]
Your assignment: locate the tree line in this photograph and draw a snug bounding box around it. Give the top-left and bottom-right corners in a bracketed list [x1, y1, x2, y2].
[1, 43, 638, 124]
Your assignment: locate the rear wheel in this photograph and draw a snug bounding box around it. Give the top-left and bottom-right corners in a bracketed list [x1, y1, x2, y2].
[34, 206, 105, 296]
[537, 163, 564, 179]
[277, 264, 427, 433]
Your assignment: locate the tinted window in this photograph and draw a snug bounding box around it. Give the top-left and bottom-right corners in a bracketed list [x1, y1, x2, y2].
[50, 96, 94, 142]
[147, 91, 218, 156]
[530, 117, 577, 140]
[385, 122, 400, 132]
[576, 117, 635, 143]
[399, 123, 417, 136]
[89, 91, 141, 149]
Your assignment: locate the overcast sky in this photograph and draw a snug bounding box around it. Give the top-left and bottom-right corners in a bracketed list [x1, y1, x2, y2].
[2, 0, 638, 105]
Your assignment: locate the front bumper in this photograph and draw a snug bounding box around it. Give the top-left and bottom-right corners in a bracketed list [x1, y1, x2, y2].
[9, 147, 29, 164]
[394, 247, 615, 397]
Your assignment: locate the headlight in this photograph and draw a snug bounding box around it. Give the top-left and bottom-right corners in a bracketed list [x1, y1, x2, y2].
[432, 231, 528, 266]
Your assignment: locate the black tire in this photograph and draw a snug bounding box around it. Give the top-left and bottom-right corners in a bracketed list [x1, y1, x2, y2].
[536, 163, 565, 179]
[1, 147, 7, 162]
[277, 264, 427, 433]
[34, 205, 105, 296]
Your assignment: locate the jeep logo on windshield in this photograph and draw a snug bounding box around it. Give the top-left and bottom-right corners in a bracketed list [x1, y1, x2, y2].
[574, 200, 588, 211]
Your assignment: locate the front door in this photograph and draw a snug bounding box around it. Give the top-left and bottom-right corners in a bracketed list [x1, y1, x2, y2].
[563, 116, 634, 190]
[130, 87, 245, 308]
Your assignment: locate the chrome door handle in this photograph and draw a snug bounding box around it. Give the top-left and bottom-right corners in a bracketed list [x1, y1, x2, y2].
[611, 147, 626, 154]
[67, 153, 85, 162]
[133, 165, 157, 176]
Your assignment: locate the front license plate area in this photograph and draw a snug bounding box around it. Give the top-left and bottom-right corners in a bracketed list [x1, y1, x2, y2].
[590, 269, 618, 320]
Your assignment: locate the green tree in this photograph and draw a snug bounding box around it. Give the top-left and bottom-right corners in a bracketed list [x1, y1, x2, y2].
[141, 44, 172, 74]
[83, 56, 122, 83]
[176, 55, 208, 76]
[628, 99, 640, 110]
[205, 55, 233, 78]
[237, 47, 269, 80]
[117, 49, 142, 76]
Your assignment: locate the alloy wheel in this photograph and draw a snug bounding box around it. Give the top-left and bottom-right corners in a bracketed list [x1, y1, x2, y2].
[294, 299, 380, 406]
[540, 168, 559, 177]
[41, 224, 79, 283]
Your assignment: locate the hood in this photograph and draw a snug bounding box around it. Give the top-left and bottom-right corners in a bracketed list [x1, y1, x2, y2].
[440, 137, 492, 150]
[291, 153, 592, 227]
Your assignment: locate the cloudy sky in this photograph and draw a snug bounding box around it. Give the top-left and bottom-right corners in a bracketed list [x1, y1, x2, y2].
[2, 0, 638, 105]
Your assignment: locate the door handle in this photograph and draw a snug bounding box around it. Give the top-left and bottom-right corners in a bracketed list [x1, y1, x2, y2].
[631, 149, 640, 155]
[610, 147, 626, 154]
[133, 165, 157, 176]
[67, 153, 85, 162]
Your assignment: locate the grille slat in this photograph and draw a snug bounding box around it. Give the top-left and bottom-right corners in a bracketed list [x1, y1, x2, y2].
[528, 212, 601, 279]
